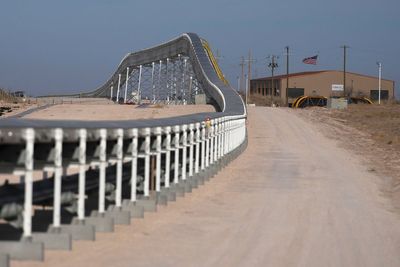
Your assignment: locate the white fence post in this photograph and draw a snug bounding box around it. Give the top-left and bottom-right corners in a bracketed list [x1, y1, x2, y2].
[220, 118, 223, 157]
[173, 125, 180, 184]
[77, 129, 87, 221]
[214, 119, 219, 161]
[201, 124, 206, 170]
[23, 128, 35, 238]
[219, 118, 224, 158]
[155, 127, 162, 192]
[210, 120, 214, 165]
[181, 124, 188, 181]
[53, 128, 63, 228]
[130, 129, 138, 202]
[205, 123, 210, 167]
[195, 123, 200, 174]
[224, 118, 229, 155]
[164, 126, 171, 188]
[188, 123, 194, 177]
[115, 129, 123, 208]
[98, 129, 107, 214]
[143, 127, 151, 197]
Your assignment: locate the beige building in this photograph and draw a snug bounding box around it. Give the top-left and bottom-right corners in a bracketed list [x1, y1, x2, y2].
[250, 70, 395, 105]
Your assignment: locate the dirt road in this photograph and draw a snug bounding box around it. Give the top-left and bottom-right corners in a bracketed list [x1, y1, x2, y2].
[15, 107, 400, 267]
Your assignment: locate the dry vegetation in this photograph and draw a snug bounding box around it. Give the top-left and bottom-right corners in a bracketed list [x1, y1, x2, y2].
[0, 89, 17, 103]
[246, 93, 284, 106]
[0, 89, 21, 117]
[295, 104, 400, 211]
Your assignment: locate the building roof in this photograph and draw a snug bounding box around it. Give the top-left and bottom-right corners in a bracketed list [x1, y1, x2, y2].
[252, 71, 327, 81]
[252, 70, 394, 82]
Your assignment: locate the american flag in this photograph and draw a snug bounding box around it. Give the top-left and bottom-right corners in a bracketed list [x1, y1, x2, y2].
[302, 55, 318, 65]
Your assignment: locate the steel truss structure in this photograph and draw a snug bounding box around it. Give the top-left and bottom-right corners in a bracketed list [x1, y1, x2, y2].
[111, 55, 204, 104]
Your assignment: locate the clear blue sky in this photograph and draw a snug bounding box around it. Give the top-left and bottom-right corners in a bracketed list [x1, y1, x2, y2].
[0, 0, 399, 98]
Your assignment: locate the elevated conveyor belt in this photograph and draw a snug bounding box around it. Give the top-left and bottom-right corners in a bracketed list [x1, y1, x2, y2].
[0, 34, 248, 250]
[40, 33, 245, 117]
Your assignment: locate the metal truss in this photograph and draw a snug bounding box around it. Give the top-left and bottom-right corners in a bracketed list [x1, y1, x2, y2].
[110, 54, 204, 105]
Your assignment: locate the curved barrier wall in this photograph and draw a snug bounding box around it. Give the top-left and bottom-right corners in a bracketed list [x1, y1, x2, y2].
[0, 33, 247, 262]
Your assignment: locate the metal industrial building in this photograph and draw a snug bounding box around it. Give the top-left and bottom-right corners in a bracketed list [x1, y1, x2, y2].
[250, 70, 395, 105]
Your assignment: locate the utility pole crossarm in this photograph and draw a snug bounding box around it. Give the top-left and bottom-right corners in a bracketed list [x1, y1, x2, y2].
[267, 55, 279, 104]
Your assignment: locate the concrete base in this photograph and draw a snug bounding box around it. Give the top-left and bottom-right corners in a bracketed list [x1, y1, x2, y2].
[135, 198, 157, 212]
[32, 228, 71, 250]
[202, 169, 211, 181]
[188, 177, 198, 188]
[182, 181, 192, 193]
[106, 206, 131, 225]
[0, 240, 43, 261]
[217, 162, 223, 172]
[209, 165, 218, 178]
[121, 200, 145, 218]
[85, 213, 114, 232]
[160, 188, 177, 202]
[156, 193, 168, 206]
[0, 254, 8, 267]
[171, 184, 185, 197]
[60, 221, 95, 241]
[197, 175, 205, 185]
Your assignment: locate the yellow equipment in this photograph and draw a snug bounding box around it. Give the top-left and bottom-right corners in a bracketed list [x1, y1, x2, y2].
[201, 40, 229, 85]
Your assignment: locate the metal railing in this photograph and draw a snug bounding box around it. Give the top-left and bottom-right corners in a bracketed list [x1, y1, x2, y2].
[0, 32, 247, 264]
[10, 116, 246, 237]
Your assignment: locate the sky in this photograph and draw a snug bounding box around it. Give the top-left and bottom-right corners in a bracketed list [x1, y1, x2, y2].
[0, 0, 399, 98]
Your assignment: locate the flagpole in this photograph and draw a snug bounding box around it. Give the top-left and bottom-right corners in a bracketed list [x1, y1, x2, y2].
[377, 62, 382, 104]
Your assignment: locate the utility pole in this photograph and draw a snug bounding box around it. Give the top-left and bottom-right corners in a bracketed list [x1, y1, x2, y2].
[341, 45, 348, 97]
[377, 62, 382, 104]
[247, 50, 252, 106]
[243, 50, 256, 105]
[285, 46, 290, 106]
[268, 55, 279, 104]
[239, 56, 245, 93]
[245, 74, 248, 106]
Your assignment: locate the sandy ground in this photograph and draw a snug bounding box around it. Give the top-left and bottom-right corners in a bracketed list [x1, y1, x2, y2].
[20, 102, 215, 121]
[1, 98, 215, 120]
[13, 107, 400, 267]
[294, 105, 400, 211]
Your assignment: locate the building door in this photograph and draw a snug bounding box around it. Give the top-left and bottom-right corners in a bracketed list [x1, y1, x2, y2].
[288, 88, 304, 98]
[370, 90, 389, 100]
